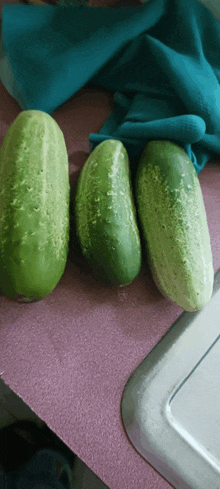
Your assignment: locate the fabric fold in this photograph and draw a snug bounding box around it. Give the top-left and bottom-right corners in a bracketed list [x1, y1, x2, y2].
[1, 0, 220, 172]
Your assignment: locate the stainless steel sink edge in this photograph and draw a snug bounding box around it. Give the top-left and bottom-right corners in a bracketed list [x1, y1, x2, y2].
[121, 267, 220, 489]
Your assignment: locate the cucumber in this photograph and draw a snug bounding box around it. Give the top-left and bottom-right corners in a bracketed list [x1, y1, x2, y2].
[74, 139, 142, 286]
[0, 110, 70, 302]
[135, 140, 214, 312]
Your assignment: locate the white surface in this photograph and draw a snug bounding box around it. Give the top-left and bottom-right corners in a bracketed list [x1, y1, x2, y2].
[170, 336, 220, 466]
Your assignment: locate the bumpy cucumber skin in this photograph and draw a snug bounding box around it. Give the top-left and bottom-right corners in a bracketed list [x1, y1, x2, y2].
[75, 139, 142, 286]
[0, 110, 70, 301]
[135, 140, 214, 312]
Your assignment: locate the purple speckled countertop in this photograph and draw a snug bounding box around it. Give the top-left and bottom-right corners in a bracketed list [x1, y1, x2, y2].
[0, 59, 220, 488]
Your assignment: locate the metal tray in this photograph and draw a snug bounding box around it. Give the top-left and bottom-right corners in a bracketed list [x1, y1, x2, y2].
[121, 267, 220, 489]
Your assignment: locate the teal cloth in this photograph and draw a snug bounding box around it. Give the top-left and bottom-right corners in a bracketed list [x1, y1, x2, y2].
[1, 0, 220, 172]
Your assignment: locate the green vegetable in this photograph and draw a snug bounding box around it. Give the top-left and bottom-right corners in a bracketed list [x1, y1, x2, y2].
[135, 140, 214, 311]
[74, 139, 142, 286]
[0, 110, 70, 302]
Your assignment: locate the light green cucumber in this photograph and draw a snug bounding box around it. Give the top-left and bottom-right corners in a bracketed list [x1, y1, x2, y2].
[135, 140, 214, 312]
[74, 139, 142, 286]
[0, 110, 70, 302]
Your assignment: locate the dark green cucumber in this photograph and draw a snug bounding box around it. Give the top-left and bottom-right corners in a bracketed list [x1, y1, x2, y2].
[0, 110, 70, 302]
[135, 140, 214, 312]
[74, 139, 142, 286]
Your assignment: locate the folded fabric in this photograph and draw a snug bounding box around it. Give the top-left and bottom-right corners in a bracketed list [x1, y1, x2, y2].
[1, 0, 220, 172]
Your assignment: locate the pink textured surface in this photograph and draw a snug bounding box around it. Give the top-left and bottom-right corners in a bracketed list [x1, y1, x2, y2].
[0, 20, 220, 489]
